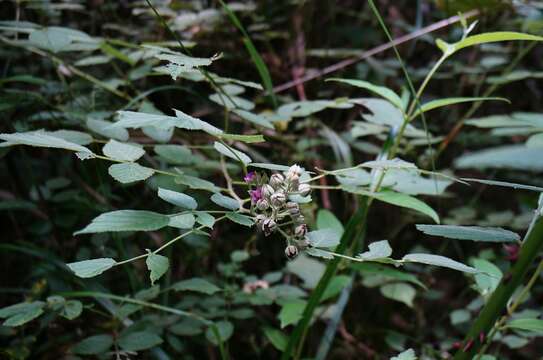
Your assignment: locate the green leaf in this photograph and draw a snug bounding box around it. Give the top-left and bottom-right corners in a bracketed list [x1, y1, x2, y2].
[370, 190, 440, 224]
[87, 117, 129, 141]
[263, 327, 288, 351]
[472, 258, 502, 295]
[321, 275, 351, 301]
[72, 334, 114, 355]
[154, 144, 194, 164]
[102, 140, 145, 161]
[350, 263, 426, 289]
[410, 97, 509, 119]
[219, 133, 265, 143]
[506, 318, 543, 333]
[232, 109, 275, 129]
[416, 225, 520, 242]
[29, 27, 93, 53]
[391, 348, 417, 360]
[316, 209, 344, 236]
[357, 240, 393, 261]
[287, 254, 325, 289]
[279, 300, 306, 328]
[444, 32, 543, 55]
[0, 302, 45, 327]
[209, 93, 255, 111]
[450, 309, 471, 325]
[108, 163, 155, 183]
[195, 212, 215, 228]
[0, 131, 93, 154]
[66, 258, 116, 278]
[305, 229, 341, 248]
[455, 145, 543, 171]
[206, 320, 234, 346]
[213, 141, 252, 164]
[75, 210, 170, 234]
[100, 42, 135, 65]
[119, 331, 163, 351]
[61, 300, 83, 320]
[171, 277, 221, 294]
[211, 193, 240, 210]
[527, 133, 543, 148]
[402, 253, 478, 274]
[226, 212, 254, 227]
[157, 188, 198, 209]
[462, 178, 543, 193]
[175, 174, 220, 193]
[146, 253, 169, 285]
[168, 213, 195, 229]
[380, 282, 416, 308]
[328, 78, 403, 110]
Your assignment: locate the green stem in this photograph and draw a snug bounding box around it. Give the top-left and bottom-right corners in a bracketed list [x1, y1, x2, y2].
[454, 201, 543, 359]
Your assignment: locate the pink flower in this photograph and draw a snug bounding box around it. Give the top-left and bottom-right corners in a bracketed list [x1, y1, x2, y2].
[250, 187, 262, 203]
[244, 171, 256, 183]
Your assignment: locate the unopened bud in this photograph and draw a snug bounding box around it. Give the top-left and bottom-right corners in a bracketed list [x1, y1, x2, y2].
[298, 183, 311, 197]
[287, 173, 300, 190]
[269, 173, 285, 189]
[261, 184, 275, 199]
[255, 214, 266, 225]
[294, 214, 305, 224]
[256, 199, 270, 210]
[284, 245, 299, 260]
[286, 202, 300, 216]
[287, 164, 302, 178]
[270, 191, 287, 207]
[262, 218, 277, 236]
[294, 224, 308, 237]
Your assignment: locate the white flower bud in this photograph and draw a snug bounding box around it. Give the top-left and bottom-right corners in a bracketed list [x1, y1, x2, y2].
[262, 218, 277, 236]
[287, 164, 302, 178]
[256, 199, 270, 210]
[294, 224, 308, 237]
[270, 191, 287, 207]
[294, 214, 305, 224]
[287, 173, 300, 190]
[298, 183, 311, 197]
[261, 184, 275, 199]
[269, 173, 285, 189]
[284, 245, 299, 260]
[255, 214, 266, 225]
[286, 202, 300, 216]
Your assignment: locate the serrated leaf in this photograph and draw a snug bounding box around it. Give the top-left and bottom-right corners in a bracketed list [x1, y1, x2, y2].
[66, 258, 116, 278]
[0, 131, 93, 154]
[154, 144, 194, 164]
[357, 240, 393, 260]
[72, 334, 114, 355]
[328, 78, 403, 110]
[146, 253, 169, 285]
[102, 139, 145, 161]
[119, 331, 163, 351]
[195, 212, 215, 228]
[168, 213, 195, 229]
[86, 117, 129, 141]
[402, 253, 477, 273]
[416, 225, 520, 242]
[226, 212, 253, 226]
[211, 193, 240, 210]
[380, 283, 416, 308]
[75, 210, 169, 234]
[213, 141, 252, 164]
[305, 228, 341, 248]
[158, 188, 197, 209]
[108, 162, 155, 183]
[172, 277, 221, 294]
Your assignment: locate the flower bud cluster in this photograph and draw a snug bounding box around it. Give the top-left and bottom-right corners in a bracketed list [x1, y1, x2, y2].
[247, 165, 312, 259]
